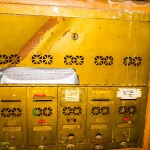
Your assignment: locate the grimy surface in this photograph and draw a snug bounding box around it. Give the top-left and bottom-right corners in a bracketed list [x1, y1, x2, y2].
[0, 0, 150, 150]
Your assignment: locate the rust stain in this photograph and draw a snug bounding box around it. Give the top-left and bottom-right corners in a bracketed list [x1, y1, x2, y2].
[63, 29, 70, 37]
[17, 18, 59, 61]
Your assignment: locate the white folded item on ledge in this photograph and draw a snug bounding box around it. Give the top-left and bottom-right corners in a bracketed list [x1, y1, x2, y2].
[0, 67, 79, 84]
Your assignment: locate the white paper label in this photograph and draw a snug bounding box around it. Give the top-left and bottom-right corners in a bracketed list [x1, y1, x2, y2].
[65, 89, 79, 102]
[117, 88, 141, 99]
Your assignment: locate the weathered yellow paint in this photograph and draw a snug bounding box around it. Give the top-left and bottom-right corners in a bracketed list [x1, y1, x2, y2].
[0, 1, 150, 149]
[0, 15, 149, 85]
[0, 15, 49, 54]
[0, 3, 150, 20]
[27, 18, 76, 57]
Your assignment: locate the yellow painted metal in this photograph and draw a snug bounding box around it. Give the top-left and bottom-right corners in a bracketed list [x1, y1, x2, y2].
[0, 86, 148, 149]
[0, 15, 149, 85]
[27, 87, 57, 146]
[58, 87, 87, 145]
[0, 1, 150, 149]
[0, 15, 49, 54]
[0, 87, 27, 147]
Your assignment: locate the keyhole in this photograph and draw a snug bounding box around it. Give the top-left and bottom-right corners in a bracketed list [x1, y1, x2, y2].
[71, 33, 78, 40]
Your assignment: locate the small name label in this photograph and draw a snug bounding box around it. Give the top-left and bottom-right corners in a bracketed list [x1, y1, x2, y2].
[117, 88, 141, 99]
[65, 89, 80, 102]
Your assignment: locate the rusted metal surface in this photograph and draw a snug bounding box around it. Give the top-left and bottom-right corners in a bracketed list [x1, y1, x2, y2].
[0, 0, 149, 12]
[17, 18, 58, 61]
[8, 17, 74, 68]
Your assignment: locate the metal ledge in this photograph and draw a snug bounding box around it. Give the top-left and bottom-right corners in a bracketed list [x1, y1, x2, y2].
[0, 0, 150, 12]
[0, 1, 150, 20]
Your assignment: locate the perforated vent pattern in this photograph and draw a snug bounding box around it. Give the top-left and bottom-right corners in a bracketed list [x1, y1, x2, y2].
[0, 54, 20, 65]
[64, 55, 73, 65]
[63, 107, 81, 115]
[73, 107, 81, 115]
[101, 107, 110, 115]
[74, 56, 84, 65]
[9, 54, 20, 64]
[119, 106, 128, 114]
[64, 55, 84, 65]
[123, 57, 142, 66]
[43, 55, 53, 64]
[0, 54, 142, 67]
[11, 108, 22, 117]
[32, 55, 53, 64]
[91, 107, 101, 115]
[32, 55, 42, 64]
[1, 108, 11, 117]
[91, 107, 110, 115]
[95, 56, 113, 66]
[128, 106, 136, 115]
[119, 106, 136, 115]
[1, 108, 22, 117]
[32, 107, 52, 116]
[132, 57, 142, 66]
[0, 55, 9, 64]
